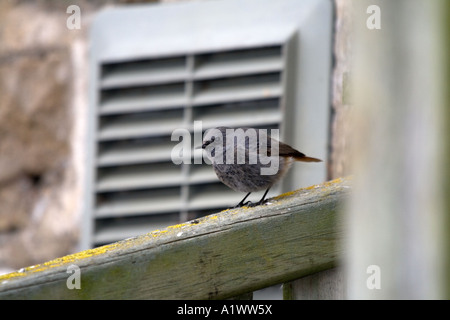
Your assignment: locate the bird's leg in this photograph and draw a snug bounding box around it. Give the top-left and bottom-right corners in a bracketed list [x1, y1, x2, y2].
[247, 188, 271, 207]
[258, 187, 271, 205]
[234, 192, 252, 208]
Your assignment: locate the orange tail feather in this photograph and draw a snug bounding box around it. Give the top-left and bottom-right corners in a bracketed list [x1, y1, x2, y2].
[293, 155, 322, 162]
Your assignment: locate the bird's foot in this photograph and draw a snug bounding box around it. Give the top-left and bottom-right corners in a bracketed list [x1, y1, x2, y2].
[233, 196, 270, 209]
[249, 200, 267, 207]
[242, 200, 268, 208]
[233, 201, 251, 209]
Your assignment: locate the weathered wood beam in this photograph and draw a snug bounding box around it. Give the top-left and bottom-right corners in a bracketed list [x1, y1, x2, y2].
[0, 177, 350, 300]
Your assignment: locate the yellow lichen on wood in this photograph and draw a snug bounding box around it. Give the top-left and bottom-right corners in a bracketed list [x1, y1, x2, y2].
[0, 220, 189, 282]
[0, 214, 213, 283]
[0, 242, 118, 282]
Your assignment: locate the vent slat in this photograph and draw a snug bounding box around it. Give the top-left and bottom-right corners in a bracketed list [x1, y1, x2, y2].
[96, 163, 182, 192]
[101, 57, 187, 89]
[96, 188, 181, 218]
[97, 138, 174, 166]
[197, 111, 281, 129]
[193, 73, 282, 106]
[194, 106, 281, 129]
[192, 98, 281, 129]
[100, 83, 186, 115]
[98, 109, 184, 141]
[194, 46, 283, 80]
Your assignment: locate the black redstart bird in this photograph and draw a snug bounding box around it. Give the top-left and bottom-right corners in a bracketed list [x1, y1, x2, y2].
[200, 127, 321, 207]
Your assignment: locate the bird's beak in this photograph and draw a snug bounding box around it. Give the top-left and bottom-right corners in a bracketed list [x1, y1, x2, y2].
[195, 145, 203, 150]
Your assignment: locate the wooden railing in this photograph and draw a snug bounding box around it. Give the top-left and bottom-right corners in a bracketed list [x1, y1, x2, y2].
[0, 178, 350, 300]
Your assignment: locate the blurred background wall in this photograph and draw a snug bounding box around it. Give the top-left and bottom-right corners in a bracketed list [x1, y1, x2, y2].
[0, 0, 159, 273]
[0, 0, 351, 274]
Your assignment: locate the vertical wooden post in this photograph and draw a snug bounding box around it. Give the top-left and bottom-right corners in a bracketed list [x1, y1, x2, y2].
[283, 268, 344, 300]
[346, 0, 449, 299]
[442, 0, 450, 300]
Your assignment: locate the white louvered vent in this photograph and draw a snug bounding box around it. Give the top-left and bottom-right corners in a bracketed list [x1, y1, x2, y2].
[93, 46, 285, 246]
[85, 0, 333, 249]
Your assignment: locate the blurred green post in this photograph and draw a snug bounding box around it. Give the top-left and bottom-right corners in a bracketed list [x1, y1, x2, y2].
[346, 0, 450, 299]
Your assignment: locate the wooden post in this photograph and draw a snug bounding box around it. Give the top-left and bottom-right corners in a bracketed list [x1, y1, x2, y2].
[283, 268, 344, 300]
[444, 0, 450, 299]
[346, 0, 449, 299]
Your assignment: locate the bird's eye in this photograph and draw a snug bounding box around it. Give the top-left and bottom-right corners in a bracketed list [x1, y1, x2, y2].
[201, 136, 217, 149]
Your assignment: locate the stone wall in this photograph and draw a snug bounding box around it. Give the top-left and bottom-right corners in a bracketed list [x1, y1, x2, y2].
[0, 0, 161, 274]
[0, 0, 116, 273]
[1, 1, 79, 272]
